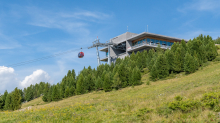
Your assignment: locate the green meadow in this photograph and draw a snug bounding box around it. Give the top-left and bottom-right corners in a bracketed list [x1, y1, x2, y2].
[1, 47, 220, 123]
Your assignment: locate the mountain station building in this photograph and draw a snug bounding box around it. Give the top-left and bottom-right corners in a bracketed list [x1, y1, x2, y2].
[99, 32, 188, 64]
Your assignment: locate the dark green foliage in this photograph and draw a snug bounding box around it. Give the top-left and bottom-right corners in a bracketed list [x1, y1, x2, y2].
[136, 107, 153, 117]
[184, 52, 195, 73]
[214, 37, 220, 44]
[103, 72, 112, 92]
[95, 76, 102, 90]
[0, 97, 3, 109]
[112, 72, 121, 89]
[64, 86, 70, 98]
[52, 85, 60, 101]
[150, 54, 169, 80]
[168, 99, 201, 112]
[12, 87, 22, 110]
[201, 92, 219, 109]
[173, 47, 182, 72]
[76, 74, 84, 94]
[4, 93, 13, 110]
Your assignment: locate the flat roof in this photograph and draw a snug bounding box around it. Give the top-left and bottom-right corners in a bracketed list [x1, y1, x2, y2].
[127, 32, 189, 42]
[99, 47, 108, 52]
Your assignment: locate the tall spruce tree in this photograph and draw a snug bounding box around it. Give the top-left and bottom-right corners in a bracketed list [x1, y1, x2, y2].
[112, 72, 121, 89]
[103, 72, 112, 92]
[12, 87, 21, 110]
[173, 47, 182, 72]
[64, 86, 70, 98]
[4, 93, 13, 110]
[52, 85, 60, 101]
[76, 74, 84, 94]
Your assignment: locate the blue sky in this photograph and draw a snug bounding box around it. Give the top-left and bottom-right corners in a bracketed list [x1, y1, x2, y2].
[0, 0, 220, 94]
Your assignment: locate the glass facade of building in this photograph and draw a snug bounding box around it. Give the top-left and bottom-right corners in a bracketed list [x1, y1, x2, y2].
[106, 52, 108, 57]
[132, 38, 174, 47]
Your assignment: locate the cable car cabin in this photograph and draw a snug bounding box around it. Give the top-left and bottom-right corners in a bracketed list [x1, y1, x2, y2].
[78, 52, 84, 58]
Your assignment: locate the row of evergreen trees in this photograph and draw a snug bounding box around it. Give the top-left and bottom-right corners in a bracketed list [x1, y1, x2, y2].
[148, 34, 217, 80]
[42, 57, 142, 102]
[0, 34, 217, 110]
[0, 88, 22, 110]
[214, 37, 220, 44]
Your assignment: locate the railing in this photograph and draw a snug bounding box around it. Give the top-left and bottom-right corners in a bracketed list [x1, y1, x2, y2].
[130, 41, 171, 50]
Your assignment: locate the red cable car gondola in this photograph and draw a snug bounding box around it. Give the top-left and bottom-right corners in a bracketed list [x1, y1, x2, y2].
[78, 48, 84, 58]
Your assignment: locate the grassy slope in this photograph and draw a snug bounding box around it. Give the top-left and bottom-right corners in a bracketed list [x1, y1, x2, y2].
[2, 57, 220, 122]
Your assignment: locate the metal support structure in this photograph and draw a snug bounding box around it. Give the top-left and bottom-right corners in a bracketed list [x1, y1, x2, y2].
[96, 45, 100, 66]
[108, 39, 111, 65]
[88, 38, 118, 66]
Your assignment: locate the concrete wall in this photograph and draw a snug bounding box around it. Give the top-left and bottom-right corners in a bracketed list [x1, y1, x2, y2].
[112, 32, 137, 44]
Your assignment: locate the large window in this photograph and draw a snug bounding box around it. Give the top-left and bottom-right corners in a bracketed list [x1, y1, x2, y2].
[132, 38, 175, 47]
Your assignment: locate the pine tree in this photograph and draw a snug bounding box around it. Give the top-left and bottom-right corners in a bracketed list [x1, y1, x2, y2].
[64, 86, 70, 98]
[76, 74, 84, 94]
[103, 72, 112, 92]
[47, 87, 53, 102]
[184, 52, 196, 73]
[150, 64, 158, 81]
[42, 83, 50, 102]
[95, 76, 102, 90]
[0, 97, 3, 109]
[118, 61, 127, 87]
[60, 83, 65, 99]
[112, 72, 121, 89]
[52, 85, 60, 101]
[173, 47, 182, 72]
[69, 86, 75, 96]
[165, 49, 174, 72]
[1, 90, 8, 108]
[12, 87, 21, 110]
[4, 93, 13, 110]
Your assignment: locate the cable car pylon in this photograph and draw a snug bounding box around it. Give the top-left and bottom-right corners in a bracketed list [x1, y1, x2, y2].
[88, 37, 115, 66]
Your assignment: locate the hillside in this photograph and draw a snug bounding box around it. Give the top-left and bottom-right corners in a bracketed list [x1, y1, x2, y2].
[1, 56, 220, 122]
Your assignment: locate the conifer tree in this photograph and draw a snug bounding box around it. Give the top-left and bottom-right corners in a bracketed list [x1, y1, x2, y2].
[165, 49, 174, 72]
[64, 86, 70, 98]
[69, 86, 75, 96]
[52, 85, 60, 101]
[1, 90, 8, 108]
[118, 62, 127, 87]
[60, 83, 65, 99]
[4, 93, 12, 110]
[76, 74, 84, 94]
[42, 83, 50, 102]
[184, 52, 194, 73]
[150, 54, 169, 79]
[112, 72, 121, 89]
[47, 87, 53, 102]
[150, 64, 158, 81]
[95, 76, 102, 90]
[146, 49, 154, 68]
[103, 72, 112, 92]
[12, 87, 21, 110]
[173, 47, 182, 72]
[0, 97, 3, 109]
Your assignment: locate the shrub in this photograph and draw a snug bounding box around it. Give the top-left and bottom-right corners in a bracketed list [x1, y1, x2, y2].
[168, 99, 201, 112]
[201, 92, 219, 109]
[136, 107, 153, 117]
[174, 95, 183, 101]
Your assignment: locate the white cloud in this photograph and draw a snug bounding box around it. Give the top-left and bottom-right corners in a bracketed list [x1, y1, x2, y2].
[0, 66, 18, 93]
[178, 0, 220, 13]
[25, 7, 111, 35]
[20, 69, 51, 88]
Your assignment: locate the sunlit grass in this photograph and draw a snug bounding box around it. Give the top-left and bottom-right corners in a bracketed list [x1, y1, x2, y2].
[1, 57, 220, 122]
